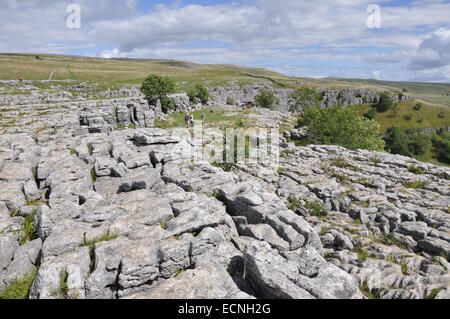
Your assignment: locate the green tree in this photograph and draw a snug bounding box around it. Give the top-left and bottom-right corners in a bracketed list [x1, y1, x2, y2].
[255, 89, 276, 109]
[384, 126, 411, 156]
[432, 132, 450, 164]
[408, 134, 431, 156]
[375, 93, 394, 113]
[364, 108, 377, 120]
[187, 84, 210, 104]
[289, 87, 322, 113]
[140, 74, 176, 113]
[296, 105, 385, 151]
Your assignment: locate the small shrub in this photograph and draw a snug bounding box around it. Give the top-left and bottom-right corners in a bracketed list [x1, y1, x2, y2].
[187, 84, 210, 104]
[364, 108, 377, 120]
[160, 96, 175, 113]
[381, 232, 405, 249]
[287, 197, 301, 212]
[352, 245, 369, 261]
[360, 279, 380, 299]
[402, 180, 428, 189]
[375, 93, 393, 113]
[438, 111, 445, 118]
[369, 156, 381, 164]
[255, 89, 276, 109]
[304, 201, 327, 217]
[408, 166, 424, 175]
[330, 157, 351, 168]
[226, 97, 235, 106]
[413, 103, 422, 111]
[403, 114, 412, 121]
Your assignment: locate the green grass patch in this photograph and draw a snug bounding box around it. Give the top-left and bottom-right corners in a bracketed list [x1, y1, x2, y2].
[330, 157, 352, 168]
[352, 245, 369, 261]
[287, 197, 301, 212]
[359, 279, 381, 299]
[20, 209, 39, 246]
[425, 288, 442, 299]
[304, 201, 328, 218]
[0, 267, 38, 299]
[90, 168, 97, 184]
[402, 180, 428, 189]
[348, 100, 450, 133]
[408, 166, 424, 175]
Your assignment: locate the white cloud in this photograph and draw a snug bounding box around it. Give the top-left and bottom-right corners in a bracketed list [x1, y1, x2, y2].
[1, 0, 450, 82]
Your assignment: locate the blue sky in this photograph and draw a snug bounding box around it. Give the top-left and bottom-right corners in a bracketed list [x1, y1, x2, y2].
[1, 0, 450, 82]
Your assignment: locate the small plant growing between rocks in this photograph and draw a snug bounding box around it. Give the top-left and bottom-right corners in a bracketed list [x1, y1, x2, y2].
[330, 157, 351, 168]
[304, 201, 327, 218]
[287, 197, 301, 212]
[369, 156, 381, 164]
[87, 144, 93, 156]
[175, 269, 184, 276]
[402, 180, 428, 189]
[81, 231, 119, 273]
[425, 288, 442, 299]
[90, 168, 97, 184]
[51, 270, 79, 299]
[352, 245, 369, 261]
[359, 279, 380, 299]
[408, 166, 424, 175]
[0, 267, 38, 299]
[20, 208, 39, 246]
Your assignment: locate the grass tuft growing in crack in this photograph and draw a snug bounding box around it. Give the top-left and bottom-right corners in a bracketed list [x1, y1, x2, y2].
[360, 279, 381, 299]
[80, 231, 119, 273]
[51, 270, 80, 299]
[20, 208, 39, 246]
[0, 267, 38, 299]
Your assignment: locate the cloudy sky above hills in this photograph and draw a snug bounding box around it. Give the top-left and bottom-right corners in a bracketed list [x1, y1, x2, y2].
[1, 0, 450, 82]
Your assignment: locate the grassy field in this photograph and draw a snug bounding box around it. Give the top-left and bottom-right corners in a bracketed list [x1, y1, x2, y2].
[339, 78, 450, 107]
[3, 53, 450, 103]
[154, 107, 256, 129]
[0, 53, 290, 92]
[348, 99, 450, 133]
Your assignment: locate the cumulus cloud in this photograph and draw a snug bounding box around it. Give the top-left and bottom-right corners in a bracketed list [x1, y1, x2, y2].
[409, 28, 450, 70]
[1, 0, 450, 82]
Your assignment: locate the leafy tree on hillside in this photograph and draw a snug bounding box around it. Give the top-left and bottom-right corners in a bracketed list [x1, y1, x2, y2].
[288, 87, 322, 113]
[375, 93, 394, 113]
[187, 84, 210, 104]
[141, 74, 176, 113]
[408, 134, 431, 156]
[432, 132, 450, 164]
[384, 126, 411, 156]
[255, 89, 276, 109]
[296, 105, 385, 151]
[364, 108, 377, 120]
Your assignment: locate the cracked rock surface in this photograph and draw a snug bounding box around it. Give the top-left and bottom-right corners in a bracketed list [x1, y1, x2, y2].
[0, 88, 449, 299]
